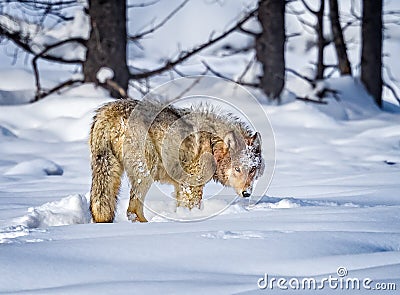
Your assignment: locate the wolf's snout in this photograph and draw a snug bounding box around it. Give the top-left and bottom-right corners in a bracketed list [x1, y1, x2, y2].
[242, 191, 251, 198]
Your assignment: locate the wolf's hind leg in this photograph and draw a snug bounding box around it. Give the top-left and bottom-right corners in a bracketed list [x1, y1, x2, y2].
[127, 177, 152, 222]
[90, 152, 123, 223]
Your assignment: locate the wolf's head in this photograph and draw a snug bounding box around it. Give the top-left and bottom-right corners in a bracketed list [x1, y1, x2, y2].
[213, 131, 264, 198]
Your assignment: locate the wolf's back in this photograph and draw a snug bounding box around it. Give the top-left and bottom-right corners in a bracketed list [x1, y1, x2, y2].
[90, 100, 138, 160]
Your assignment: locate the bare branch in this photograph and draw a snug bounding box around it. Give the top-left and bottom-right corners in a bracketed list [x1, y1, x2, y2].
[342, 19, 360, 32]
[383, 65, 400, 105]
[130, 7, 259, 80]
[296, 16, 316, 35]
[127, 0, 160, 8]
[286, 68, 315, 85]
[172, 66, 187, 78]
[32, 79, 83, 102]
[301, 0, 318, 15]
[325, 67, 338, 79]
[384, 64, 399, 84]
[238, 26, 260, 37]
[296, 96, 328, 104]
[32, 38, 86, 99]
[286, 4, 305, 15]
[201, 60, 230, 80]
[32, 57, 42, 99]
[383, 82, 400, 105]
[287, 67, 340, 102]
[217, 43, 253, 57]
[12, 0, 79, 9]
[201, 60, 259, 88]
[350, 0, 361, 20]
[296, 87, 340, 104]
[0, 21, 35, 56]
[237, 53, 256, 84]
[3, 0, 79, 22]
[171, 74, 206, 101]
[286, 32, 302, 39]
[129, 0, 189, 41]
[34, 37, 86, 61]
[384, 10, 400, 15]
[0, 21, 85, 64]
[297, 16, 315, 30]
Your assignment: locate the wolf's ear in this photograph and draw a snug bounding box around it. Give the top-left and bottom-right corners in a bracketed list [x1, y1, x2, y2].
[224, 131, 238, 151]
[250, 132, 262, 153]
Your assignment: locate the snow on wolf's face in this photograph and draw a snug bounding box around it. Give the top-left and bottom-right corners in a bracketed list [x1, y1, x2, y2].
[214, 131, 264, 198]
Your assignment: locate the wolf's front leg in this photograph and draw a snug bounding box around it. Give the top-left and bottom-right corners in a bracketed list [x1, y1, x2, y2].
[175, 184, 204, 209]
[127, 177, 152, 222]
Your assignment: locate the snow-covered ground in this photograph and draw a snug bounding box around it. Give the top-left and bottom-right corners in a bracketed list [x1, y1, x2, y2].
[0, 76, 399, 294]
[1, 0, 400, 294]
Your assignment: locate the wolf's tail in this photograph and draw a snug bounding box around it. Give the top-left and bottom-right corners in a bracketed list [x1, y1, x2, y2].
[89, 106, 123, 223]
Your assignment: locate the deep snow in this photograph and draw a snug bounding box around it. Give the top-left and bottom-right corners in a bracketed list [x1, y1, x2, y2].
[0, 78, 399, 294]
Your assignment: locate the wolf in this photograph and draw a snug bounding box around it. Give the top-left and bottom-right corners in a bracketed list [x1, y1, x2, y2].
[89, 99, 264, 223]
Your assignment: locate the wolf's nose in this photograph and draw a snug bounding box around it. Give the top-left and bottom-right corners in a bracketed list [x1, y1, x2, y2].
[242, 191, 251, 198]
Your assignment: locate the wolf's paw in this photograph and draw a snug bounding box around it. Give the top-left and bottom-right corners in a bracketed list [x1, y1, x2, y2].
[127, 212, 148, 223]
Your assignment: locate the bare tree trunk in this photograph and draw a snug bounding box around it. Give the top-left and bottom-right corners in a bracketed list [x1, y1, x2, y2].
[256, 0, 285, 100]
[83, 0, 129, 98]
[315, 0, 325, 80]
[361, 0, 383, 108]
[328, 0, 352, 75]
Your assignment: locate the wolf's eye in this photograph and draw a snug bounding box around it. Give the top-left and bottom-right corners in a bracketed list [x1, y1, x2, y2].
[250, 167, 256, 173]
[234, 167, 241, 173]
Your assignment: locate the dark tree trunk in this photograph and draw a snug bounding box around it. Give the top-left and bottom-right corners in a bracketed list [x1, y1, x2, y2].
[83, 0, 129, 98]
[361, 0, 383, 108]
[315, 0, 325, 80]
[328, 0, 352, 75]
[256, 0, 285, 100]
